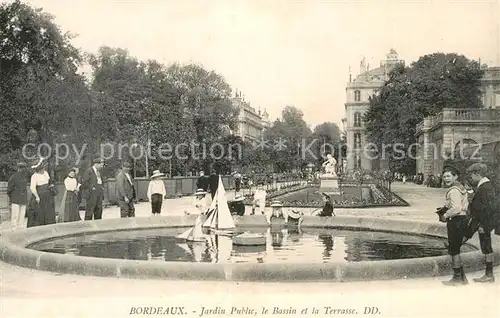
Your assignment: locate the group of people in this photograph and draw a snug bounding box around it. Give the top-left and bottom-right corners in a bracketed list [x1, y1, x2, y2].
[439, 163, 500, 285]
[6, 157, 156, 230]
[193, 170, 307, 226]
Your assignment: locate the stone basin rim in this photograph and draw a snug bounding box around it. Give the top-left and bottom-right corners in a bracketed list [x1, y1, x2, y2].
[1, 215, 499, 282]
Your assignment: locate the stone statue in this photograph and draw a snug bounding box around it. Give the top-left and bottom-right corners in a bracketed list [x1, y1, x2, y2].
[321, 154, 337, 177]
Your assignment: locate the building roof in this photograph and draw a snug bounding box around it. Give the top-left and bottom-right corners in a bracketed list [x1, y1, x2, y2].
[353, 66, 387, 83]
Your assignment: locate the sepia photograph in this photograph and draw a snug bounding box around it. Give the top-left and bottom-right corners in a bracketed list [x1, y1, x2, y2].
[1, 0, 499, 317]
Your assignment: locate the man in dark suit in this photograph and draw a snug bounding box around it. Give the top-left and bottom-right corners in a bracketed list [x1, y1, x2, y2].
[82, 158, 105, 220]
[196, 171, 209, 192]
[465, 163, 497, 283]
[7, 162, 29, 230]
[116, 162, 136, 218]
[209, 170, 219, 199]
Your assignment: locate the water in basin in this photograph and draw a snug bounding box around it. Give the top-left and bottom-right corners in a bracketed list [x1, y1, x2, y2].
[29, 228, 476, 264]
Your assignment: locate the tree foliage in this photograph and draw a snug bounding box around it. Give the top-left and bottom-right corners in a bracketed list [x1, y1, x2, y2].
[263, 106, 312, 172]
[365, 53, 484, 173]
[0, 0, 88, 179]
[87, 47, 239, 176]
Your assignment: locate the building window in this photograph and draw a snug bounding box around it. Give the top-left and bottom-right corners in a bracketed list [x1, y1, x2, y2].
[354, 90, 361, 102]
[354, 132, 362, 149]
[354, 112, 362, 127]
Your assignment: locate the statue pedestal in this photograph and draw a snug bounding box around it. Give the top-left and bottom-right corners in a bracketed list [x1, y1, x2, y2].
[319, 175, 340, 195]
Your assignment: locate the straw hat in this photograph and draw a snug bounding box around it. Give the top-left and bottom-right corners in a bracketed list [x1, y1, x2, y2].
[31, 157, 45, 169]
[270, 200, 283, 207]
[150, 170, 165, 178]
[232, 195, 245, 202]
[288, 209, 303, 219]
[194, 188, 207, 196]
[321, 192, 331, 200]
[17, 162, 27, 168]
[93, 158, 105, 164]
[122, 161, 132, 169]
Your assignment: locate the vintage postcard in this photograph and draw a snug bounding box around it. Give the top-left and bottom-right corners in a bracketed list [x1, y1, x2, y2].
[1, 0, 499, 317]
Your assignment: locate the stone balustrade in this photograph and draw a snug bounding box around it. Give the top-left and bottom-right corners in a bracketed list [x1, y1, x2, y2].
[416, 108, 500, 135]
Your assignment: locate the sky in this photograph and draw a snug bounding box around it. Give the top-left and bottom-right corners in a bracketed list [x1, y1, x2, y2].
[24, 0, 500, 128]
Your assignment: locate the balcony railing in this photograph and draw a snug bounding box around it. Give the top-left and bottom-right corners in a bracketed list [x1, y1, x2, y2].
[442, 108, 500, 121]
[416, 108, 500, 134]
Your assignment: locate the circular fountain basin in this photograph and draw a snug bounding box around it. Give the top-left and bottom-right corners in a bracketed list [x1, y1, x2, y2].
[1, 215, 499, 282]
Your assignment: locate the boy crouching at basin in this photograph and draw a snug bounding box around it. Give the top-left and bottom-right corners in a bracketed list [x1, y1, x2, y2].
[185, 189, 208, 216]
[287, 209, 304, 229]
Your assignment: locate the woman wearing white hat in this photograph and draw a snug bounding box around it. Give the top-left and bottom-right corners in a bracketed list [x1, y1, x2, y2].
[26, 158, 56, 227]
[184, 189, 208, 216]
[147, 170, 166, 215]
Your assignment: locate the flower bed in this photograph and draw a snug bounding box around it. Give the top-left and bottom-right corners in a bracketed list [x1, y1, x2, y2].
[241, 182, 306, 206]
[241, 184, 408, 208]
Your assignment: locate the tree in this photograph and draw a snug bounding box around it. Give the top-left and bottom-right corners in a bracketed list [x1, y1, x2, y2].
[165, 63, 238, 143]
[365, 53, 484, 173]
[0, 0, 87, 179]
[264, 106, 312, 172]
[310, 122, 342, 165]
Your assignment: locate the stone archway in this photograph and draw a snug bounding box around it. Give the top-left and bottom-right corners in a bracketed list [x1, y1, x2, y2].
[454, 138, 479, 150]
[454, 139, 479, 160]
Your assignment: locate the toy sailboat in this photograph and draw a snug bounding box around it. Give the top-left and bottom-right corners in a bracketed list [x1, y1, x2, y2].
[176, 213, 206, 242]
[202, 176, 236, 235]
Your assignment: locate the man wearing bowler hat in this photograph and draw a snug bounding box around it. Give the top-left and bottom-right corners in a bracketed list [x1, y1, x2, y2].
[116, 161, 136, 218]
[82, 158, 105, 220]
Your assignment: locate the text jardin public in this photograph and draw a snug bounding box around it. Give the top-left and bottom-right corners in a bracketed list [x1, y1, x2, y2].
[129, 305, 367, 316]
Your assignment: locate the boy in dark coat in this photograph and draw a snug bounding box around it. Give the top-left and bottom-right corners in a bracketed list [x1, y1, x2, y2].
[465, 163, 498, 283]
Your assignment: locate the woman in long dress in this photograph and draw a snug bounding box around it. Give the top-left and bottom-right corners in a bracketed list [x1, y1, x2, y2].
[27, 159, 56, 227]
[61, 169, 82, 222]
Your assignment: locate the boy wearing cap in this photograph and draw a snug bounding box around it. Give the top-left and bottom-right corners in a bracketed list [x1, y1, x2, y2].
[465, 163, 497, 283]
[7, 162, 29, 230]
[147, 170, 166, 215]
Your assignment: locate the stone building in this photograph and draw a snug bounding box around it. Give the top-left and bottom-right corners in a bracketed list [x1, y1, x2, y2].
[231, 91, 271, 142]
[415, 67, 500, 177]
[342, 49, 404, 171]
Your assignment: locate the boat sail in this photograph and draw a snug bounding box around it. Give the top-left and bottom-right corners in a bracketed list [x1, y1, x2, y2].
[176, 242, 205, 262]
[202, 176, 236, 234]
[176, 213, 206, 242]
[206, 233, 233, 263]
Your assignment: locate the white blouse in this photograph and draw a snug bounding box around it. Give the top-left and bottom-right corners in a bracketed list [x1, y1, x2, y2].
[193, 196, 207, 214]
[64, 177, 81, 192]
[147, 179, 166, 200]
[30, 171, 50, 195]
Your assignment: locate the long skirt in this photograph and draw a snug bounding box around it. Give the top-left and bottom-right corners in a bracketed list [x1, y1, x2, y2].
[27, 185, 56, 228]
[63, 191, 81, 222]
